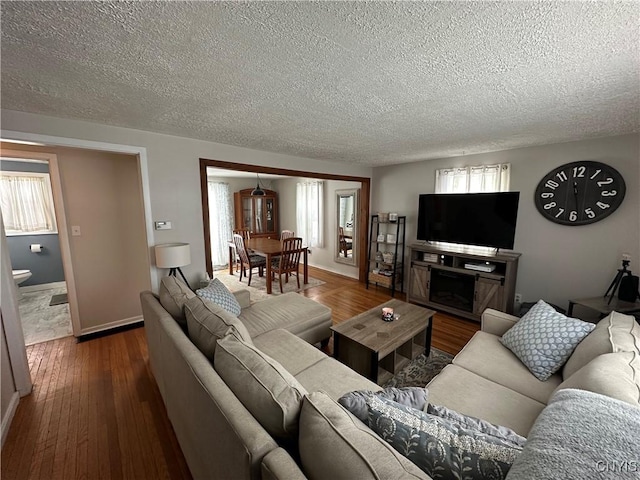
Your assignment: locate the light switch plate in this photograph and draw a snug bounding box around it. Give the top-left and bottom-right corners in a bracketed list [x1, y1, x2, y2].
[155, 221, 172, 230]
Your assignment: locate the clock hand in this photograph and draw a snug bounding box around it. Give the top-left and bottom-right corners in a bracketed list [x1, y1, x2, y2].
[573, 181, 579, 208]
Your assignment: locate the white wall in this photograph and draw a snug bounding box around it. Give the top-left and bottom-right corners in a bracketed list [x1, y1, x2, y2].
[373, 133, 640, 311]
[2, 110, 373, 286]
[277, 177, 361, 278]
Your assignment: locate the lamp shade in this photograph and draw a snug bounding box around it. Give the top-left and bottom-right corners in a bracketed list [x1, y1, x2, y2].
[155, 243, 191, 268]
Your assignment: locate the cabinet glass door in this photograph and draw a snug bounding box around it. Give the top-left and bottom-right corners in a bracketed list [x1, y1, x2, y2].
[242, 198, 254, 231]
[254, 198, 264, 233]
[265, 198, 275, 233]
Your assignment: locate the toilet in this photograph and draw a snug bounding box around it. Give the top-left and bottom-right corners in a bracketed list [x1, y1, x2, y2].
[12, 269, 32, 285]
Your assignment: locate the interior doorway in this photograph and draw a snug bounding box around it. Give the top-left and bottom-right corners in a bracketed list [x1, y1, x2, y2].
[199, 158, 371, 282]
[1, 149, 76, 345]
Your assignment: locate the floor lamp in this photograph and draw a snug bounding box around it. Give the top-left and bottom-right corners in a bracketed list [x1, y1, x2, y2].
[155, 243, 193, 290]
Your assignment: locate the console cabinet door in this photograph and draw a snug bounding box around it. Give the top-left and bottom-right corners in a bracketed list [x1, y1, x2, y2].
[408, 264, 430, 305]
[473, 277, 504, 315]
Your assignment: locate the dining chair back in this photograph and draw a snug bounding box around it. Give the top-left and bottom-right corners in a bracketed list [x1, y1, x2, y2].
[271, 237, 303, 292]
[339, 226, 353, 257]
[233, 234, 265, 286]
[233, 229, 252, 271]
[280, 230, 295, 240]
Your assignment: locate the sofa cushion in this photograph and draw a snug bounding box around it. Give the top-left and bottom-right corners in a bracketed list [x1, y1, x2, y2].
[426, 404, 527, 447]
[298, 391, 429, 480]
[453, 330, 562, 403]
[239, 292, 331, 342]
[367, 395, 524, 480]
[184, 296, 252, 361]
[338, 387, 429, 424]
[563, 311, 640, 379]
[159, 276, 196, 326]
[554, 351, 640, 406]
[214, 333, 307, 440]
[500, 299, 595, 381]
[196, 278, 241, 316]
[427, 364, 545, 436]
[294, 357, 382, 400]
[506, 388, 640, 480]
[253, 328, 327, 375]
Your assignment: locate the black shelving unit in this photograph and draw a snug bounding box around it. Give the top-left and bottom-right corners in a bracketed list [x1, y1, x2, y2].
[366, 214, 406, 297]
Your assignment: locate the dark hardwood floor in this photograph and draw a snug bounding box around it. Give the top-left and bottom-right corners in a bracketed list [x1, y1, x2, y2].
[1, 266, 479, 479]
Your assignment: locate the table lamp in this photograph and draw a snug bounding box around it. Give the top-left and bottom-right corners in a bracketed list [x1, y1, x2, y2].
[155, 242, 192, 290]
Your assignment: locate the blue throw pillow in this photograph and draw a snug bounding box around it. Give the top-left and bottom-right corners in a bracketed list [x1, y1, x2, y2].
[500, 299, 595, 381]
[426, 404, 526, 448]
[367, 396, 523, 480]
[338, 387, 429, 424]
[196, 278, 241, 316]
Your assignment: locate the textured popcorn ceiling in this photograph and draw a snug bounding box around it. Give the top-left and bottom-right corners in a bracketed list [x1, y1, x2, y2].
[1, 1, 638, 166]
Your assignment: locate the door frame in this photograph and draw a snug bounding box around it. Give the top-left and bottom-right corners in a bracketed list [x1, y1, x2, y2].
[0, 131, 155, 399]
[199, 158, 371, 282]
[1, 149, 82, 337]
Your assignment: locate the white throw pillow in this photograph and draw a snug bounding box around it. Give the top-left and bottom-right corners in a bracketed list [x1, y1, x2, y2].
[500, 300, 595, 381]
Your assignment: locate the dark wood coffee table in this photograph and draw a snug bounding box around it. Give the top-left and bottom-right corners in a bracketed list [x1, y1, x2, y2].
[331, 299, 436, 385]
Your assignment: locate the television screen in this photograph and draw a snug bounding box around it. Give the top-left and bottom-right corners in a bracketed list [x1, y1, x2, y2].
[417, 192, 520, 249]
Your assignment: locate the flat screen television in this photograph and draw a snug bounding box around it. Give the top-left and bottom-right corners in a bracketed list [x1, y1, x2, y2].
[417, 192, 520, 249]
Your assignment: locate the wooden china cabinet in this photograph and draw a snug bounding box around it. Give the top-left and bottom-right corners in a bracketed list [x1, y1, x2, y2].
[233, 188, 279, 238]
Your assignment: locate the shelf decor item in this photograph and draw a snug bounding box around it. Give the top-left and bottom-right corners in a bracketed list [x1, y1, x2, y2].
[386, 234, 396, 243]
[377, 234, 385, 242]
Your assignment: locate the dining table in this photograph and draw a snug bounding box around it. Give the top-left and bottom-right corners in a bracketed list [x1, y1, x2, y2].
[228, 237, 309, 294]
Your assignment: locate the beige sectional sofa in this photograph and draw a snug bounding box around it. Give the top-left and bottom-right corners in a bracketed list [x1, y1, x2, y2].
[141, 277, 640, 480]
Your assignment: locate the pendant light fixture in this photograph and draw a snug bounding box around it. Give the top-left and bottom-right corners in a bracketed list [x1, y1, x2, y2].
[251, 173, 265, 196]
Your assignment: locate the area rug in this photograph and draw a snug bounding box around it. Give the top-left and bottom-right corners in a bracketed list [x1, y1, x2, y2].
[214, 272, 325, 303]
[49, 293, 68, 306]
[383, 348, 454, 388]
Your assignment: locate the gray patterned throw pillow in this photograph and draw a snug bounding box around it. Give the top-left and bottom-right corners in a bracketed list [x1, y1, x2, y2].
[500, 299, 595, 381]
[367, 395, 523, 480]
[196, 278, 241, 316]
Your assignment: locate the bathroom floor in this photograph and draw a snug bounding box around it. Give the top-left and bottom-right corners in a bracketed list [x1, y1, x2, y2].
[18, 286, 73, 346]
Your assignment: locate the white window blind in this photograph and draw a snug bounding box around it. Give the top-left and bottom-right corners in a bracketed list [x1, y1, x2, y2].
[207, 181, 234, 268]
[296, 180, 324, 248]
[435, 164, 511, 193]
[0, 172, 58, 235]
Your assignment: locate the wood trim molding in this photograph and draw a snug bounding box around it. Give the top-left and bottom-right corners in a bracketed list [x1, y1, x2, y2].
[199, 158, 371, 282]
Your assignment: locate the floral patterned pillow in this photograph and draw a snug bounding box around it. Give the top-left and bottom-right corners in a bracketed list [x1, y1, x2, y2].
[367, 395, 523, 480]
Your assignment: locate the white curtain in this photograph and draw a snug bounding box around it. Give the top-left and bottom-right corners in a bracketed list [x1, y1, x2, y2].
[435, 164, 511, 193]
[296, 180, 324, 248]
[208, 181, 234, 268]
[0, 173, 57, 233]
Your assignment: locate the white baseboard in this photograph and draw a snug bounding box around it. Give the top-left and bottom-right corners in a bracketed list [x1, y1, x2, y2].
[19, 281, 66, 293]
[1, 392, 20, 448]
[78, 315, 143, 337]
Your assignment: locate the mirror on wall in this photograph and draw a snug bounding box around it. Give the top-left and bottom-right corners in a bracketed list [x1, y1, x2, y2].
[335, 189, 359, 266]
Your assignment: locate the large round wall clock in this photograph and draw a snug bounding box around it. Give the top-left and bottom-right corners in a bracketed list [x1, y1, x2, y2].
[534, 161, 626, 226]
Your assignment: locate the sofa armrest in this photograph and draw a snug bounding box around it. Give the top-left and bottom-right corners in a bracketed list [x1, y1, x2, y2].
[481, 308, 519, 336]
[261, 447, 307, 480]
[233, 289, 251, 309]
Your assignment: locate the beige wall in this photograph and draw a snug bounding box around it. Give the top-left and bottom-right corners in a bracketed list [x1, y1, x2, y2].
[57, 148, 150, 330]
[1, 143, 151, 331]
[373, 133, 640, 311]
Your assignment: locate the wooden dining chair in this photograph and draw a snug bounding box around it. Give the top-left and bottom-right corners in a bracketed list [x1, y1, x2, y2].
[339, 227, 353, 257]
[233, 229, 251, 272]
[280, 230, 295, 240]
[233, 234, 265, 286]
[271, 237, 303, 293]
